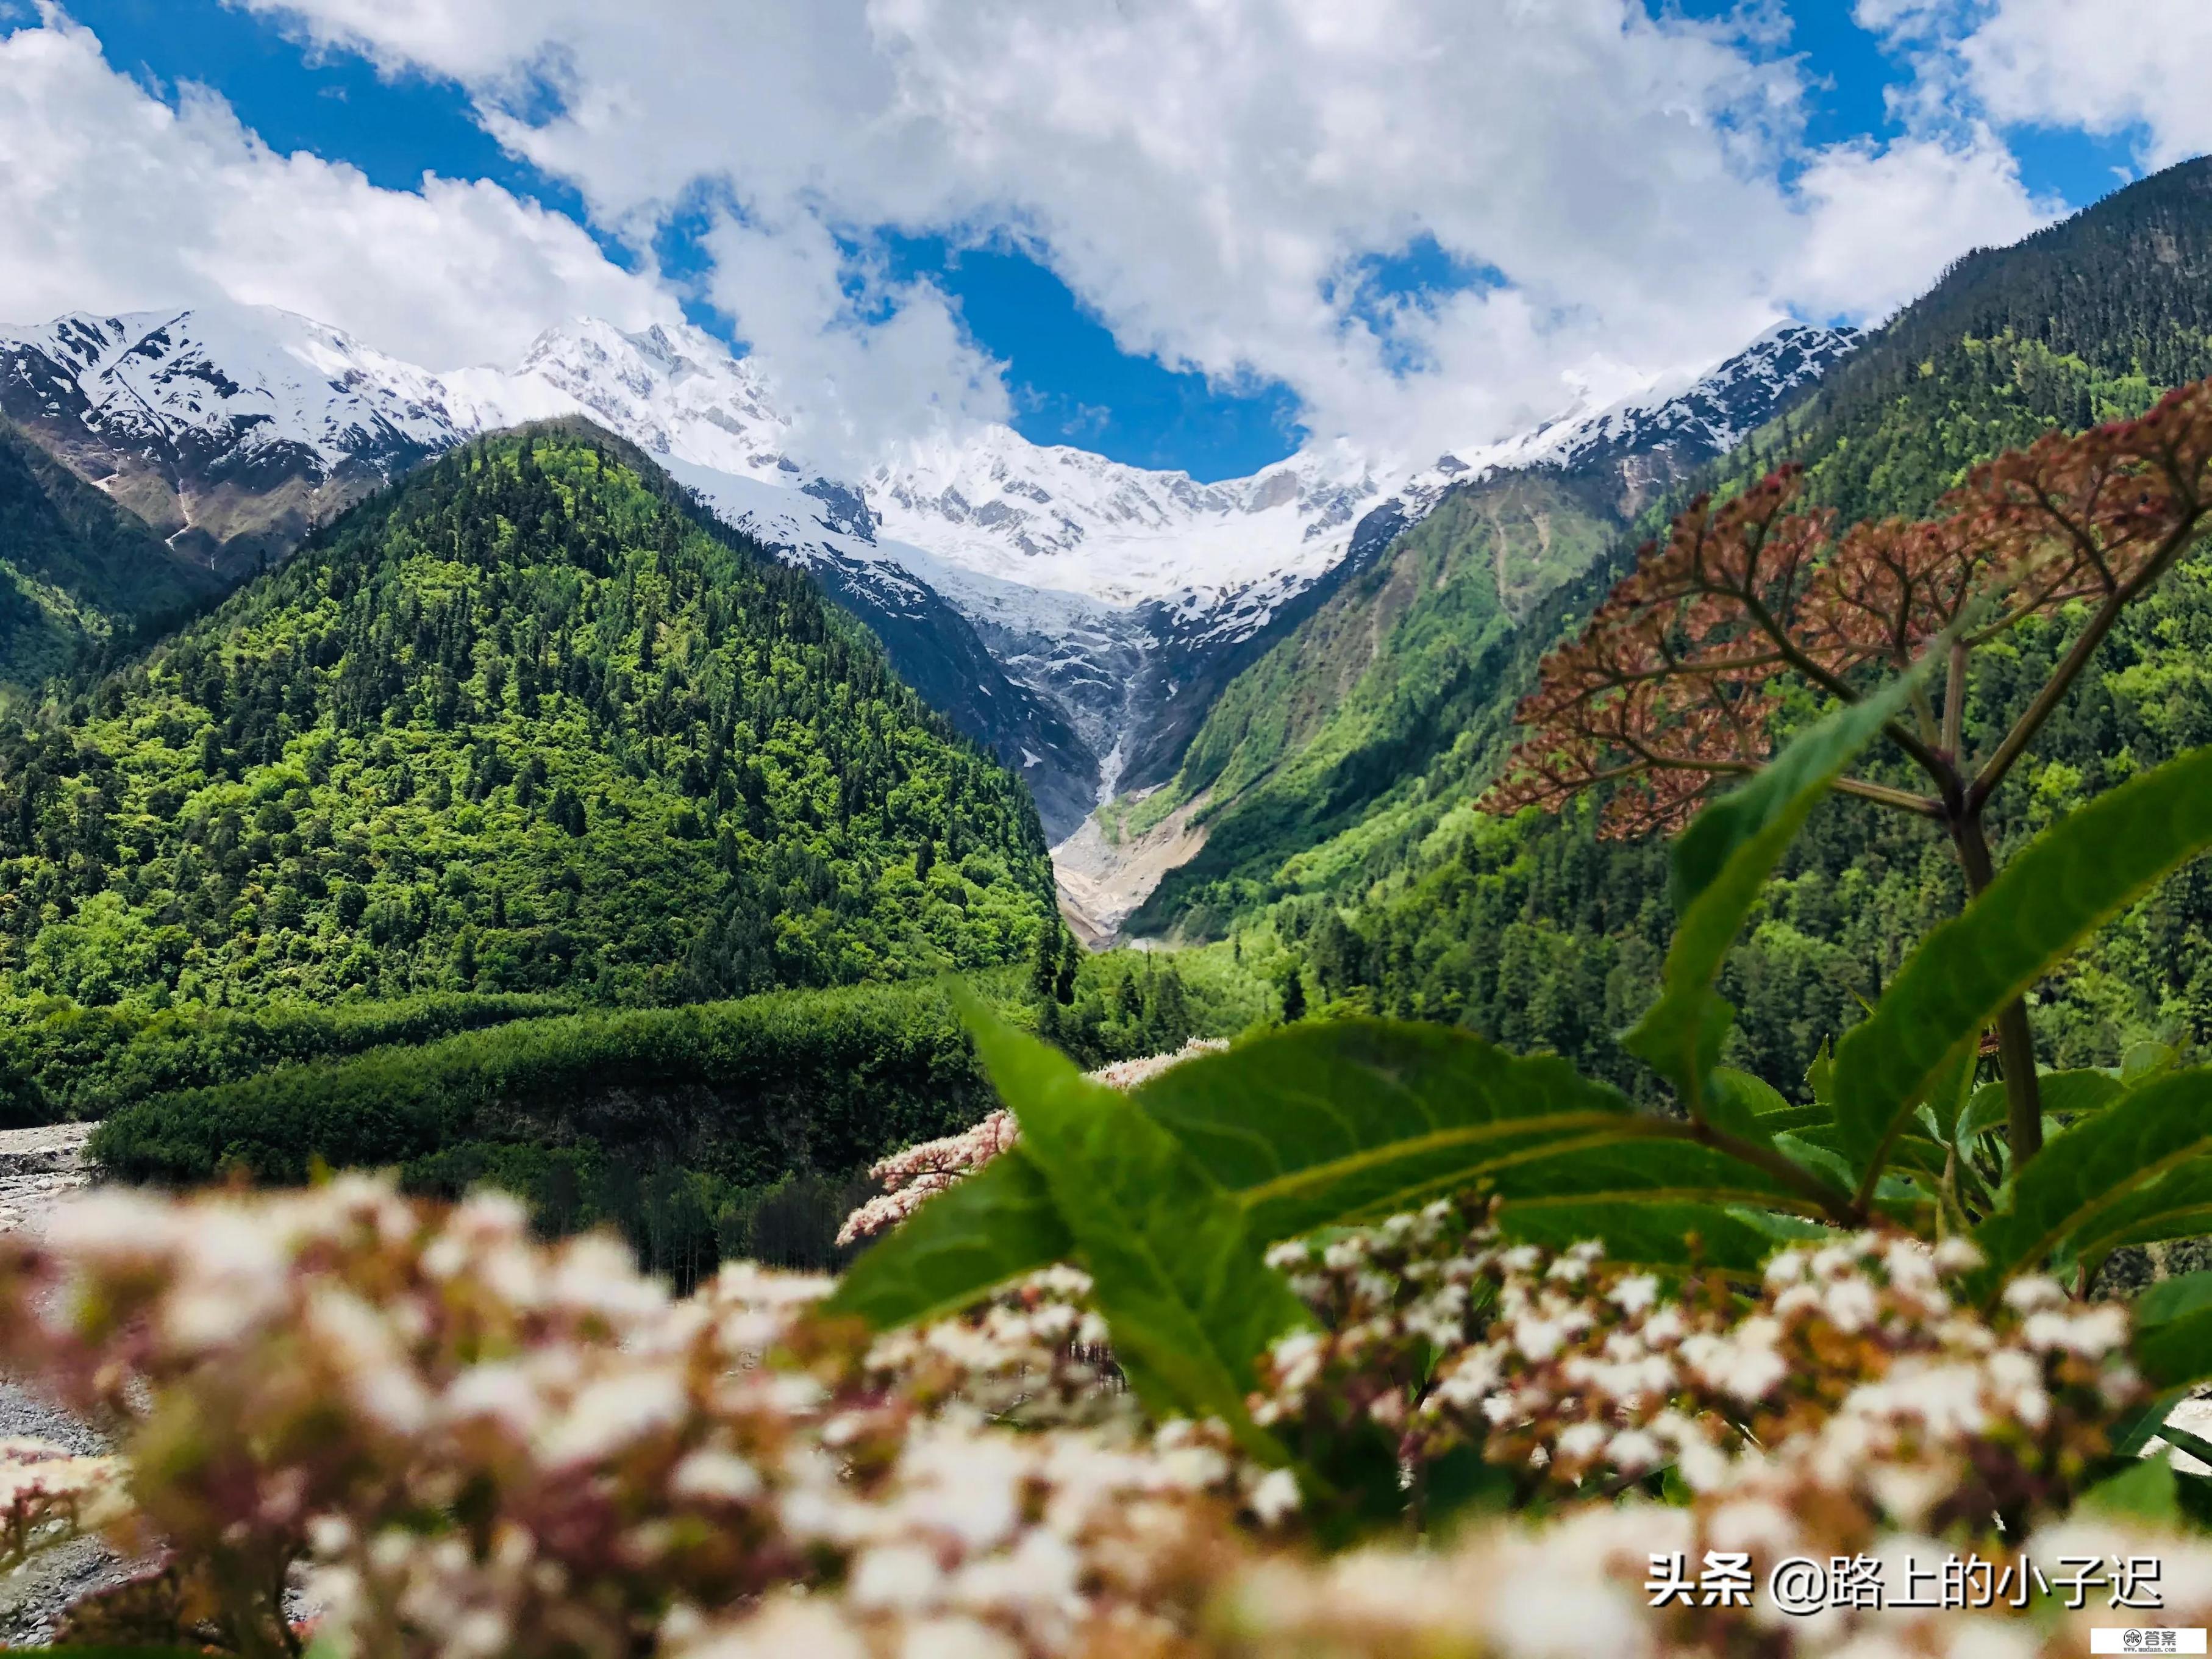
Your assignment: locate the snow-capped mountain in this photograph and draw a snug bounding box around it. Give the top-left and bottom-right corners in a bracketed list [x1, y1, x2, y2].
[0, 307, 456, 566]
[0, 304, 1855, 838]
[1369, 322, 1857, 538]
[868, 426, 1379, 606]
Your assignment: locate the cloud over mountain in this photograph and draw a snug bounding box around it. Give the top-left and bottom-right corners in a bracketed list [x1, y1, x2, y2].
[37, 0, 2051, 471]
[0, 12, 676, 366]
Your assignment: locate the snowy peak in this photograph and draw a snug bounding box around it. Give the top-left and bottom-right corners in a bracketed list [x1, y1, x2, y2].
[867, 428, 1381, 609]
[1379, 322, 1859, 527]
[446, 317, 803, 488]
[1539, 321, 1858, 473]
[0, 303, 458, 476]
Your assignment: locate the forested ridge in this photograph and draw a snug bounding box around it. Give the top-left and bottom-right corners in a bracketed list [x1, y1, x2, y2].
[0, 423, 1058, 1010]
[1149, 155, 2212, 1099]
[0, 414, 224, 694]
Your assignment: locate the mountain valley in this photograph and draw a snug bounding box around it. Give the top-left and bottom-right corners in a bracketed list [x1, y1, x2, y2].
[0, 302, 1852, 862]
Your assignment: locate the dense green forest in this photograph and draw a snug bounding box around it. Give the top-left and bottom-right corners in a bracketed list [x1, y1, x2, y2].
[81, 946, 1271, 1279]
[0, 424, 1058, 1010]
[1141, 155, 2212, 1099]
[0, 415, 223, 696]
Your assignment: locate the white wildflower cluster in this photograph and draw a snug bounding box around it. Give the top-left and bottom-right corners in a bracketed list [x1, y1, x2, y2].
[836, 1109, 1018, 1246]
[0, 1172, 2188, 1659]
[1257, 1205, 2141, 1546]
[1084, 1038, 1230, 1091]
[0, 1176, 1261, 1657]
[836, 1040, 1229, 1246]
[863, 1264, 1136, 1431]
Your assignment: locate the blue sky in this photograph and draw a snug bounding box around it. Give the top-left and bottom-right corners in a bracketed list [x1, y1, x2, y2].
[2, 1, 2178, 481]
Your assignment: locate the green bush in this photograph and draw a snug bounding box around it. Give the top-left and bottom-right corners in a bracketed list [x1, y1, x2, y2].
[90, 978, 1003, 1191]
[0, 990, 571, 1125]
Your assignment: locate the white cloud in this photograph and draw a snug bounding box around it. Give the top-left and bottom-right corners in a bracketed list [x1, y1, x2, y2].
[699, 209, 1013, 464]
[1857, 0, 2212, 171]
[1958, 0, 2212, 168]
[15, 0, 2066, 470]
[0, 10, 674, 366]
[1788, 131, 2050, 319]
[227, 0, 2061, 467]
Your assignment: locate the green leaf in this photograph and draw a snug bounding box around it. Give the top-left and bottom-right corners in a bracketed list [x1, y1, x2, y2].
[2113, 1386, 2194, 1457]
[1922, 1046, 1978, 1146]
[825, 1149, 1072, 1330]
[2124, 1041, 2182, 1085]
[1705, 1067, 1789, 1147]
[1971, 1068, 2212, 1298]
[1132, 1019, 1657, 1243]
[1623, 667, 1929, 1103]
[1960, 1070, 2125, 1143]
[1769, 1133, 1933, 1224]
[1806, 1038, 1835, 1111]
[1751, 1104, 1830, 1133]
[2067, 1161, 2212, 1262]
[2157, 1422, 2212, 1471]
[2129, 1272, 2212, 1393]
[1835, 742, 2212, 1184]
[2135, 1308, 2212, 1391]
[2139, 1271, 2212, 1330]
[960, 999, 1310, 1447]
[1480, 1137, 1822, 1216]
[2081, 1455, 2179, 1521]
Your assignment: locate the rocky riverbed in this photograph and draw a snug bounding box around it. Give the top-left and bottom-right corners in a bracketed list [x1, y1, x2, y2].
[0, 1124, 93, 1234]
[0, 1121, 131, 1646]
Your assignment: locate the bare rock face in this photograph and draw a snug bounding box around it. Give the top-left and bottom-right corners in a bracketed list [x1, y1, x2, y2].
[1052, 788, 1213, 947]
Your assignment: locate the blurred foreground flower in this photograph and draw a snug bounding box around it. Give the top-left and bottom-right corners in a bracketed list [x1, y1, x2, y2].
[0, 1174, 2194, 1658]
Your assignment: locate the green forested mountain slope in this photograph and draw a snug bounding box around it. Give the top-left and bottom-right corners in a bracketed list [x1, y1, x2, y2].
[0, 423, 1058, 1009]
[1149, 155, 2212, 1093]
[0, 416, 223, 693]
[1124, 361, 1835, 937]
[1119, 469, 1621, 937]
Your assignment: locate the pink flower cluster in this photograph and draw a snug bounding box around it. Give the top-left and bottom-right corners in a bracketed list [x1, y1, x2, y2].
[835, 1040, 1227, 1246]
